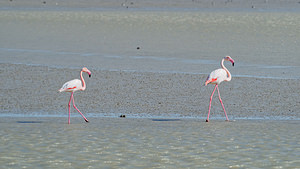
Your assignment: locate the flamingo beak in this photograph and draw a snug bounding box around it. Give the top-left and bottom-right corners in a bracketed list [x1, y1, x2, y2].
[230, 58, 235, 67]
[87, 71, 92, 78]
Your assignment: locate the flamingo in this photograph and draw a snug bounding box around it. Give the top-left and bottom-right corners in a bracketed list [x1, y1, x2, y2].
[59, 67, 91, 124]
[205, 56, 235, 122]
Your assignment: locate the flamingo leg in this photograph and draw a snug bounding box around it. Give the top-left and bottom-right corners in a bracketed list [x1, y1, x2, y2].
[68, 92, 73, 124]
[216, 85, 229, 121]
[207, 85, 217, 122]
[72, 93, 89, 123]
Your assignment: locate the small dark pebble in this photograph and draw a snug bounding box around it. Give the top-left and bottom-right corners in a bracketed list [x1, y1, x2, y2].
[120, 115, 126, 118]
[137, 47, 140, 50]
[43, 1, 46, 4]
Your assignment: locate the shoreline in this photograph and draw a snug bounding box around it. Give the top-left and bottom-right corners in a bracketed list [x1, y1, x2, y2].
[1, 113, 300, 121]
[1, 63, 299, 120]
[2, 61, 299, 80]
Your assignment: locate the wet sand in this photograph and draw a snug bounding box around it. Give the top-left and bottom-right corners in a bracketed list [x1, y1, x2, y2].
[2, 0, 300, 10]
[1, 63, 299, 120]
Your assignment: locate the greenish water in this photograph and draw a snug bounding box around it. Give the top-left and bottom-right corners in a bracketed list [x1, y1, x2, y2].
[0, 117, 299, 168]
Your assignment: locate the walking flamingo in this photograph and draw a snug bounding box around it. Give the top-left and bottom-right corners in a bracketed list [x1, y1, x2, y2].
[59, 67, 91, 124]
[205, 56, 234, 122]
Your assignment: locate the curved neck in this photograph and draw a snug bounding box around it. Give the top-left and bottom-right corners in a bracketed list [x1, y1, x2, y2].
[221, 58, 232, 82]
[80, 70, 86, 91]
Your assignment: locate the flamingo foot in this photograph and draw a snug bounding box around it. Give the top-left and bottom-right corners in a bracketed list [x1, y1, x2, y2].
[206, 119, 209, 122]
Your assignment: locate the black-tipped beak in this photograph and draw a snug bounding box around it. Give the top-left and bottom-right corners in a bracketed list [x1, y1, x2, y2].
[89, 74, 91, 78]
[232, 62, 234, 67]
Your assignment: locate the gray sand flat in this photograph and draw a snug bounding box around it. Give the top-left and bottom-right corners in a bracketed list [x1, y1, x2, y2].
[1, 63, 299, 120]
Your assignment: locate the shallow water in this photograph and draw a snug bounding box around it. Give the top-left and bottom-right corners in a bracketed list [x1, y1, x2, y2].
[0, 117, 299, 168]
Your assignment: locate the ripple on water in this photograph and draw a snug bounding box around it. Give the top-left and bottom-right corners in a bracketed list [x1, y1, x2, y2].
[0, 116, 299, 168]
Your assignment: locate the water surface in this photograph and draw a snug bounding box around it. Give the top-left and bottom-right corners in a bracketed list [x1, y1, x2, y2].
[1, 117, 299, 168]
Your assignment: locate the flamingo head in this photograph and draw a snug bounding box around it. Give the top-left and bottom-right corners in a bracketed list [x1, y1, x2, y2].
[82, 67, 92, 77]
[224, 56, 235, 66]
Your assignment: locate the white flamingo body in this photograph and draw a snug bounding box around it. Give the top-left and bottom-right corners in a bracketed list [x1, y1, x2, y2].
[206, 68, 228, 85]
[59, 79, 82, 93]
[205, 56, 234, 122]
[59, 67, 91, 124]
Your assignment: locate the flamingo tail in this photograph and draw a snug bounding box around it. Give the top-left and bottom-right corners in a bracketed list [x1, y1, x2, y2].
[205, 78, 217, 86]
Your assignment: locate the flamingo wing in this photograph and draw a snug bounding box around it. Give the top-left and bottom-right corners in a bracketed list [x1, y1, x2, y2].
[206, 69, 227, 85]
[59, 79, 82, 92]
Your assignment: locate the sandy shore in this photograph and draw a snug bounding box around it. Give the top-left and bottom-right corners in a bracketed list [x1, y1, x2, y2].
[1, 0, 300, 10]
[1, 63, 299, 120]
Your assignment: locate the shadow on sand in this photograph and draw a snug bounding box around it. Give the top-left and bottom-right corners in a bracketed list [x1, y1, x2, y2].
[16, 121, 43, 123]
[152, 119, 181, 122]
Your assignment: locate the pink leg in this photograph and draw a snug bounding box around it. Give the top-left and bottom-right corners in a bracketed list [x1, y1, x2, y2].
[216, 85, 229, 121]
[207, 85, 217, 122]
[68, 93, 73, 124]
[72, 94, 89, 123]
